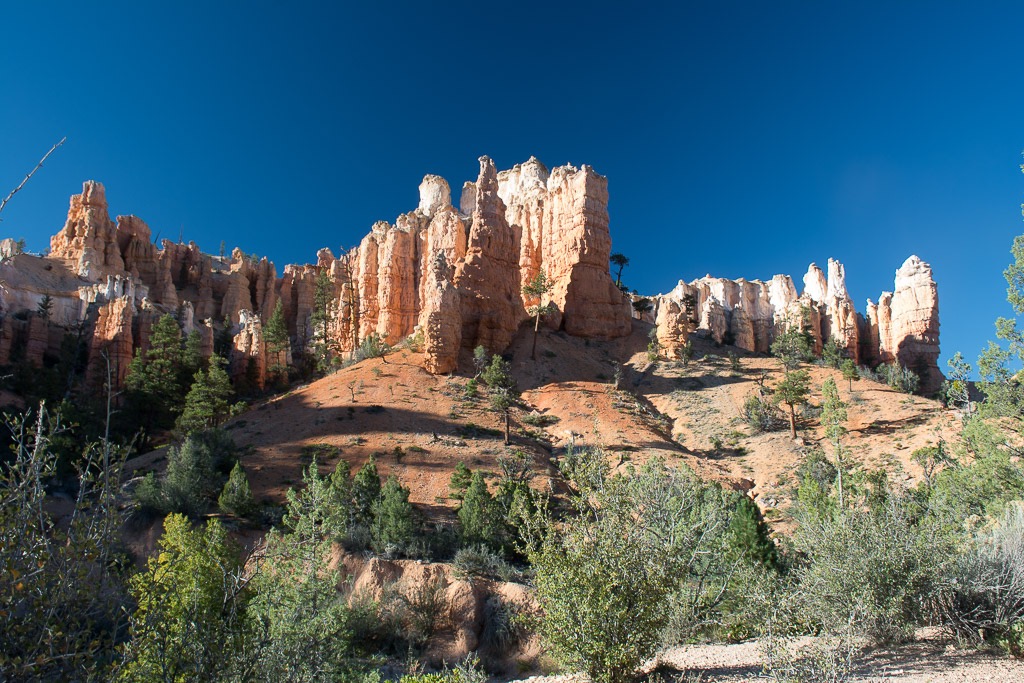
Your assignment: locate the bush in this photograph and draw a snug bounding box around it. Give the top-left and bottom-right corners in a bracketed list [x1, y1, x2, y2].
[792, 494, 944, 644]
[935, 503, 1024, 654]
[522, 454, 735, 683]
[743, 393, 785, 433]
[877, 363, 920, 394]
[453, 544, 521, 582]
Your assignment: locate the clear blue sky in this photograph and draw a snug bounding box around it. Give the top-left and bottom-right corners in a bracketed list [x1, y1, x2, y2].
[3, 1, 1023, 373]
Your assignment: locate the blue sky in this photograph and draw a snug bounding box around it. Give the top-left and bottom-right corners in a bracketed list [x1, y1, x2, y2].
[2, 2, 1023, 373]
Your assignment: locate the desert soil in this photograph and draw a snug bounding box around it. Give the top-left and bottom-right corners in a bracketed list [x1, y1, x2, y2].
[508, 633, 1024, 682]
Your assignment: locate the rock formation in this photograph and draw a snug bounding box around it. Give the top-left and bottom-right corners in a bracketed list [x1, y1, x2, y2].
[0, 164, 942, 397]
[861, 256, 942, 393]
[651, 254, 941, 392]
[0, 158, 633, 392]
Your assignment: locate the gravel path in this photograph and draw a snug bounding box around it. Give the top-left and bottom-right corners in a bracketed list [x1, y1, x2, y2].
[508, 635, 1024, 682]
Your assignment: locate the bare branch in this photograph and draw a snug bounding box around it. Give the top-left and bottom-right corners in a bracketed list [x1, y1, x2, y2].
[0, 137, 67, 221]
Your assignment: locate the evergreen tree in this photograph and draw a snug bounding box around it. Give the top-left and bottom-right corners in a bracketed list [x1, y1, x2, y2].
[371, 476, 414, 556]
[326, 458, 353, 540]
[126, 313, 186, 429]
[219, 461, 256, 517]
[522, 270, 553, 360]
[265, 299, 290, 381]
[309, 269, 337, 372]
[176, 356, 234, 435]
[351, 455, 381, 525]
[482, 354, 519, 445]
[770, 323, 813, 371]
[163, 436, 218, 517]
[449, 462, 473, 502]
[610, 252, 629, 288]
[821, 337, 844, 368]
[37, 293, 53, 321]
[458, 471, 504, 549]
[821, 377, 849, 507]
[182, 330, 204, 381]
[726, 494, 777, 567]
[774, 368, 810, 439]
[841, 358, 860, 392]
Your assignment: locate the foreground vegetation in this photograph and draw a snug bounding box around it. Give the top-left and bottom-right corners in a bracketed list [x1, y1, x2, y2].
[4, 241, 1024, 682]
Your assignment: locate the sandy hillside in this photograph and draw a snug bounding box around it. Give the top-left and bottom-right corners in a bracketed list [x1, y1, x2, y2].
[130, 319, 963, 527]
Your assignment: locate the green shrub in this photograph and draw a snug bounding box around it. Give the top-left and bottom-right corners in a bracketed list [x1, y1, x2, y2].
[935, 503, 1024, 654]
[877, 363, 920, 394]
[218, 461, 256, 517]
[743, 393, 785, 433]
[453, 544, 521, 582]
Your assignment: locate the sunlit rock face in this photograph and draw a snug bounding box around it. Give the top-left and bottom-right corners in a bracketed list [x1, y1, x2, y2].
[862, 256, 941, 393]
[651, 255, 941, 393]
[1, 164, 940, 393]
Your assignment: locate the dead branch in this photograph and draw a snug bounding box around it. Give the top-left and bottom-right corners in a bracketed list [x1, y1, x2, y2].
[0, 137, 67, 221]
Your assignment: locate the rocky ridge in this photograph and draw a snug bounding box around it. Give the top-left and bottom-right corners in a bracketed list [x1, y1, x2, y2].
[649, 255, 941, 393]
[0, 157, 941, 395]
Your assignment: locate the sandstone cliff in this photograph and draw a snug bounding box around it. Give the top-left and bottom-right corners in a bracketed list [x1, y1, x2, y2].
[0, 156, 633, 391]
[650, 255, 941, 391]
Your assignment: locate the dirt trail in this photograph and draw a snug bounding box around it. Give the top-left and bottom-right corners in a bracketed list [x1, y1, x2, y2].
[508, 634, 1024, 682]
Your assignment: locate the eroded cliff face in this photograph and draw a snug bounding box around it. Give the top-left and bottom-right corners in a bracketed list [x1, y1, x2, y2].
[1, 157, 632, 390]
[0, 165, 942, 396]
[650, 254, 942, 391]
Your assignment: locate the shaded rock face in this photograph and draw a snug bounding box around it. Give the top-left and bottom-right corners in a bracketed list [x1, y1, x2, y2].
[652, 255, 942, 393]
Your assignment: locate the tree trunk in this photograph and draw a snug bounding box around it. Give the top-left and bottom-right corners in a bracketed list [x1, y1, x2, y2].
[504, 410, 511, 445]
[788, 403, 797, 439]
[531, 314, 540, 360]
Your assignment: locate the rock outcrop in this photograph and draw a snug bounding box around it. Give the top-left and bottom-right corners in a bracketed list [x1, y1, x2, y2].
[651, 255, 941, 392]
[0, 165, 942, 397]
[861, 256, 942, 393]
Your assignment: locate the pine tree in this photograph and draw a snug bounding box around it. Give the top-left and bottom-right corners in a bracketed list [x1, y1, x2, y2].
[774, 368, 810, 439]
[265, 300, 290, 382]
[522, 270, 553, 360]
[126, 314, 186, 429]
[610, 253, 629, 289]
[351, 455, 381, 525]
[219, 461, 255, 517]
[459, 471, 503, 549]
[449, 462, 473, 502]
[821, 377, 849, 507]
[482, 354, 519, 445]
[371, 476, 414, 556]
[326, 458, 353, 540]
[309, 269, 337, 372]
[176, 356, 234, 435]
[841, 358, 860, 392]
[37, 294, 53, 321]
